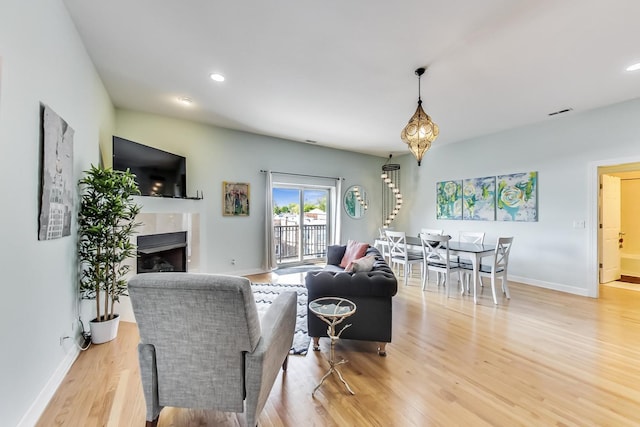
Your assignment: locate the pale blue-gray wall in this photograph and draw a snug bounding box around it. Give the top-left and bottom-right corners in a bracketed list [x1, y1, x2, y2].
[114, 109, 385, 275]
[0, 0, 114, 425]
[394, 98, 640, 296]
[3, 0, 640, 424]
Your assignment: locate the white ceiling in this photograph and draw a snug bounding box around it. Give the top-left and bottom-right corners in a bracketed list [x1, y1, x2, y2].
[62, 0, 640, 158]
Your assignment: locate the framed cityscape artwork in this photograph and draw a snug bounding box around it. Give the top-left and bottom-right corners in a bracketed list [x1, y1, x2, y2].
[38, 104, 74, 240]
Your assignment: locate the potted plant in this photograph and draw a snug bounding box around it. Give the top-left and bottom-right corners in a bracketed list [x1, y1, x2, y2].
[78, 164, 141, 344]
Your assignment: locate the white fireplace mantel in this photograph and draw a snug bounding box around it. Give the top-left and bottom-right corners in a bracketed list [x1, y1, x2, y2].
[80, 197, 203, 324]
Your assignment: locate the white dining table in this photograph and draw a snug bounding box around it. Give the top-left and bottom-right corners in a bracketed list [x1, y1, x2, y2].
[374, 236, 495, 304]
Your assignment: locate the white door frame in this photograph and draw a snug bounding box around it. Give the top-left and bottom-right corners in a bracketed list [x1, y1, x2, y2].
[588, 155, 640, 298]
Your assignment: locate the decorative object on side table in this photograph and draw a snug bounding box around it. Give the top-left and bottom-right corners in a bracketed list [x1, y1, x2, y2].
[309, 297, 357, 396]
[222, 181, 250, 216]
[78, 165, 141, 344]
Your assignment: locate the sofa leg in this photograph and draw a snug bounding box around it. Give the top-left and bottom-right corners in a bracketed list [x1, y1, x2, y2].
[146, 416, 159, 427]
[312, 337, 320, 351]
[377, 342, 387, 357]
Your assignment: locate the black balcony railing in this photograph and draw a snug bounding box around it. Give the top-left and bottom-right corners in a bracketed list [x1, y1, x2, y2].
[274, 224, 327, 263]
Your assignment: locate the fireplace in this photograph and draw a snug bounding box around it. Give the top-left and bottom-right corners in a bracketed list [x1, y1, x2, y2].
[137, 231, 187, 273]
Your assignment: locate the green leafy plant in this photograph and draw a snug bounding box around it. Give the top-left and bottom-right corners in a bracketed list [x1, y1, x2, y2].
[78, 165, 141, 322]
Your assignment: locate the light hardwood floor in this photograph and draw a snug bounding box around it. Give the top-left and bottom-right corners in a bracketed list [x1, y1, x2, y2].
[36, 273, 640, 426]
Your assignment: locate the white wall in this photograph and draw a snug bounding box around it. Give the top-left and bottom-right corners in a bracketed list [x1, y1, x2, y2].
[0, 0, 114, 425]
[4, 2, 638, 424]
[395, 98, 640, 296]
[113, 109, 385, 275]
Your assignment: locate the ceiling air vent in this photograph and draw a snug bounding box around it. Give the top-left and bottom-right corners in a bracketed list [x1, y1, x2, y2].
[548, 108, 573, 116]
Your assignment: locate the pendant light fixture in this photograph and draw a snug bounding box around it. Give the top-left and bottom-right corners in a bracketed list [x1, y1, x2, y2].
[400, 67, 439, 166]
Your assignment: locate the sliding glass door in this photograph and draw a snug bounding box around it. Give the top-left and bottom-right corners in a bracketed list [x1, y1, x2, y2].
[272, 186, 329, 265]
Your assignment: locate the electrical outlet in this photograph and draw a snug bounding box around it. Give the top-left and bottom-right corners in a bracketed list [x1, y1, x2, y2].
[231, 259, 236, 265]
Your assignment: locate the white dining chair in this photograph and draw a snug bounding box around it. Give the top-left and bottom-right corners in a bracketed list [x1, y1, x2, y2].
[385, 230, 424, 286]
[458, 231, 485, 291]
[420, 233, 461, 296]
[418, 229, 444, 282]
[462, 237, 513, 304]
[377, 227, 394, 264]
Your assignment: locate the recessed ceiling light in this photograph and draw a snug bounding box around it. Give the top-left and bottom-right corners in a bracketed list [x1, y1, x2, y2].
[210, 73, 225, 82]
[178, 97, 193, 105]
[626, 62, 640, 72]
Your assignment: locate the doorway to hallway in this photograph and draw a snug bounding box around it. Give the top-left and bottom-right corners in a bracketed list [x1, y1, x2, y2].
[598, 162, 640, 291]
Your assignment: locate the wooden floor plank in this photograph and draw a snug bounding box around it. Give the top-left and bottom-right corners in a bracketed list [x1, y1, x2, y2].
[35, 273, 640, 426]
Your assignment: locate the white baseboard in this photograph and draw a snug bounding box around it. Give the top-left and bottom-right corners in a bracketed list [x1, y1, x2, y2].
[509, 275, 592, 297]
[17, 344, 80, 427]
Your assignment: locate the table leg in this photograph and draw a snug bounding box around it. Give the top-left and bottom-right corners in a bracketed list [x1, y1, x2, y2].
[471, 254, 479, 304]
[312, 322, 355, 396]
[334, 365, 355, 394]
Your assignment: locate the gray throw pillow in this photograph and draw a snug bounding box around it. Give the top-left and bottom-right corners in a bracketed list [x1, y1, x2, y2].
[327, 245, 347, 266]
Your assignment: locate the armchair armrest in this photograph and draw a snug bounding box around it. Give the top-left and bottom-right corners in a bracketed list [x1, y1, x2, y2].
[244, 291, 297, 427]
[138, 343, 163, 423]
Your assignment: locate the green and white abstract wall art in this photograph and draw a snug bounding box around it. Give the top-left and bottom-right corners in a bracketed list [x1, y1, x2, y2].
[436, 171, 537, 222]
[496, 171, 538, 221]
[436, 180, 462, 220]
[462, 176, 496, 221]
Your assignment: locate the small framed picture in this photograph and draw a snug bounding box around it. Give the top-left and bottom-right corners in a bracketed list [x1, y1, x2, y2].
[223, 182, 250, 216]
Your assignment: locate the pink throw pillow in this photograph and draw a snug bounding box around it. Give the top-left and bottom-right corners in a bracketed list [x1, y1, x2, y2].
[339, 240, 369, 268]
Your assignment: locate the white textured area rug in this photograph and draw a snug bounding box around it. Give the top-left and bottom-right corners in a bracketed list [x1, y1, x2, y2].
[251, 282, 310, 355]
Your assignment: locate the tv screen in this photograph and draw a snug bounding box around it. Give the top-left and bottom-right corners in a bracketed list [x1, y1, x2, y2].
[112, 136, 186, 198]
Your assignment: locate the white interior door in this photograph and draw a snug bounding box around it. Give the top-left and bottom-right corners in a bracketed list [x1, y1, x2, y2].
[600, 174, 621, 283]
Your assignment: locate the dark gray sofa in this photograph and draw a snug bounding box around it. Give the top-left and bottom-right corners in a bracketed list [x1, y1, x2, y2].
[305, 244, 398, 355]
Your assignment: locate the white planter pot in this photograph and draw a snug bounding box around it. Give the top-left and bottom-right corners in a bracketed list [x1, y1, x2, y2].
[89, 314, 120, 344]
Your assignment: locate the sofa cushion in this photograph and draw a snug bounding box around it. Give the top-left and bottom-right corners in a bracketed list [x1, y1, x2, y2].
[327, 245, 347, 266]
[346, 255, 377, 273]
[323, 264, 346, 273]
[339, 240, 369, 268]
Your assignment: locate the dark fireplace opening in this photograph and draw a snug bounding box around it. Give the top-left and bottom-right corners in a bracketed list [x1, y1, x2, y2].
[137, 231, 187, 274]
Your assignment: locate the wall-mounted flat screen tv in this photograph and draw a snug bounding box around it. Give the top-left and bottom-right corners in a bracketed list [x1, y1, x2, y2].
[112, 136, 186, 198]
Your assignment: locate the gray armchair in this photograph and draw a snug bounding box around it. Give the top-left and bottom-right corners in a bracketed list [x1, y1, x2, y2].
[128, 273, 297, 427]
